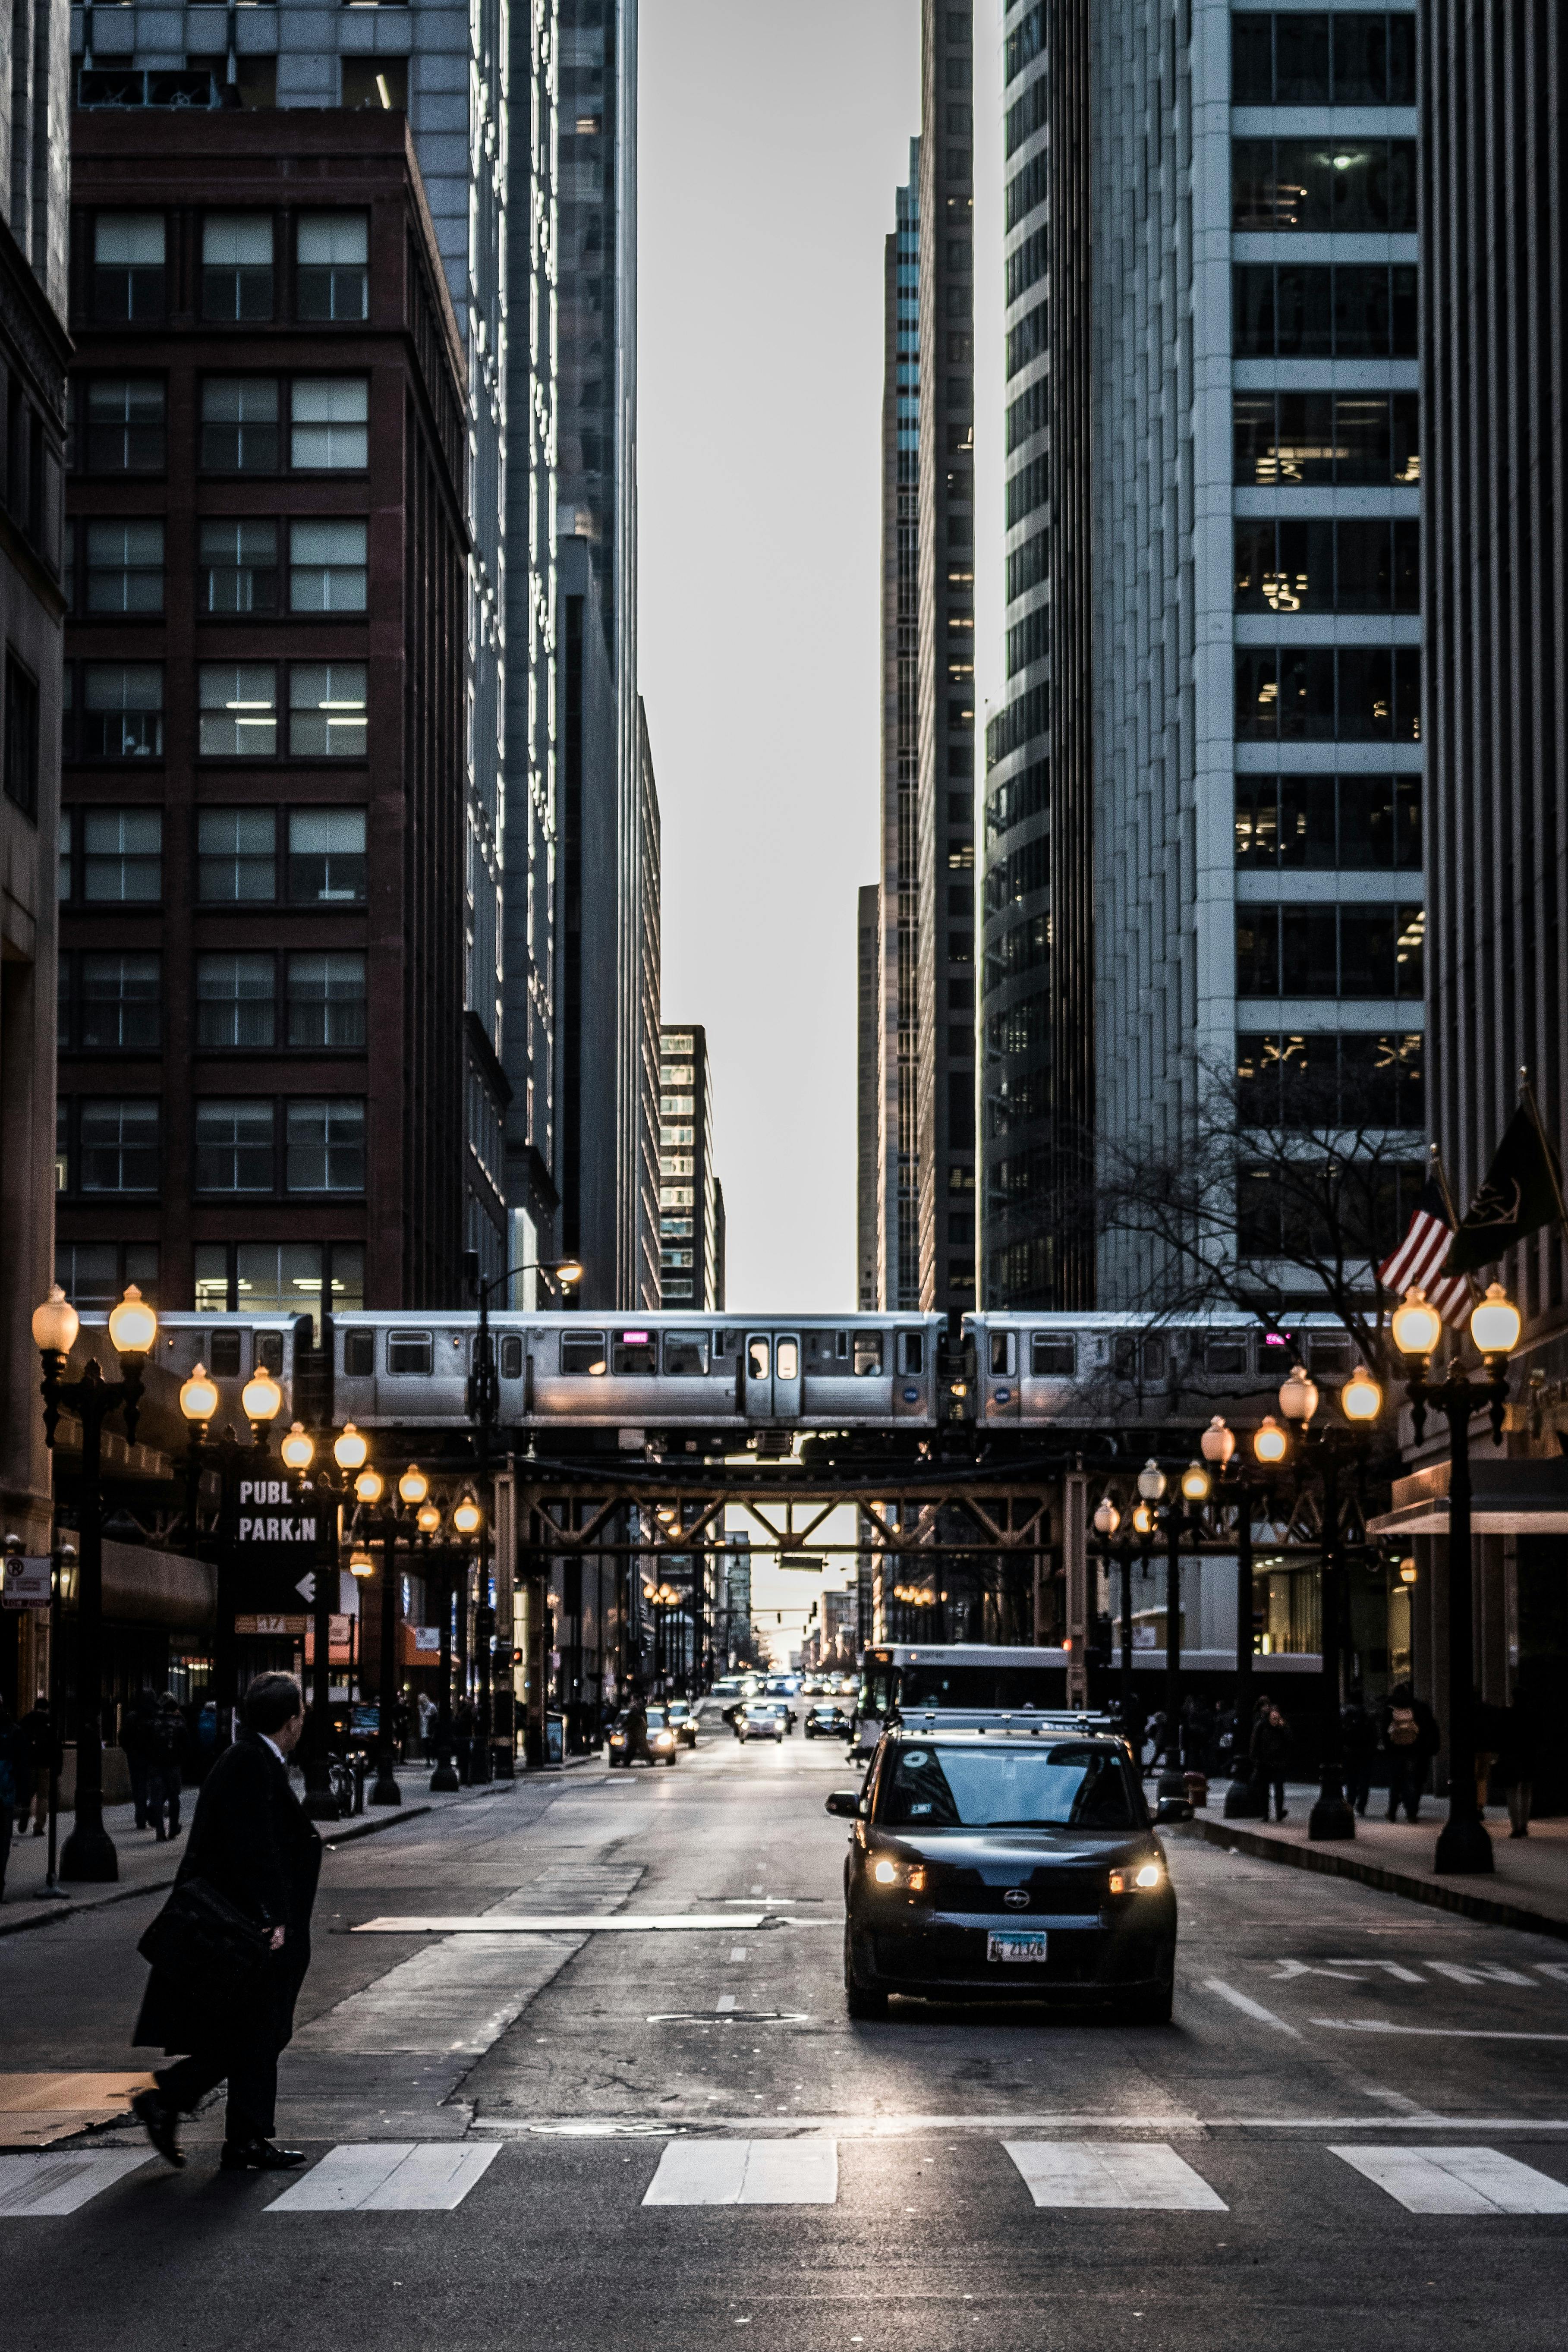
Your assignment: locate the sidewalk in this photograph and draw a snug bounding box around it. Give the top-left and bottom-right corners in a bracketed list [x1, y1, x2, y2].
[0, 1766, 543, 1940]
[1192, 1777, 1568, 1940]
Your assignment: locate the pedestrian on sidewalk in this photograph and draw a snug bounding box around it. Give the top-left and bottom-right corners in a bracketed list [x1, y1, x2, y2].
[1496, 1700, 1537, 1838]
[1250, 1702, 1292, 1821]
[0, 1702, 29, 1898]
[146, 1695, 187, 1841]
[17, 1696, 54, 1835]
[453, 1695, 476, 1783]
[1342, 1688, 1378, 1817]
[131, 1671, 322, 2174]
[122, 1688, 158, 1831]
[1380, 1680, 1439, 1822]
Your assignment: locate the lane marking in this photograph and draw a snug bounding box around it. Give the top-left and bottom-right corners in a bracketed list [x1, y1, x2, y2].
[267, 2142, 501, 2213]
[1427, 1960, 1536, 1987]
[642, 2139, 838, 2205]
[1313, 2017, 1568, 2043]
[0, 2152, 150, 2217]
[716, 1995, 737, 2012]
[474, 2112, 1568, 2138]
[1005, 2141, 1227, 2211]
[1202, 1978, 1303, 2037]
[350, 1914, 773, 1934]
[1331, 2145, 1568, 2216]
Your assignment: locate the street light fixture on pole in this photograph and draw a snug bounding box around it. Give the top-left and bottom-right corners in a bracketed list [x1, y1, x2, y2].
[1092, 1493, 1156, 1744]
[33, 1283, 157, 1883]
[1392, 1280, 1521, 1875]
[1200, 1412, 1289, 1820]
[179, 1358, 285, 1756]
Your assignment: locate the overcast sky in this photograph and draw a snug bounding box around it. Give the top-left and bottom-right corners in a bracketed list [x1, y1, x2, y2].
[639, 1, 1004, 1316]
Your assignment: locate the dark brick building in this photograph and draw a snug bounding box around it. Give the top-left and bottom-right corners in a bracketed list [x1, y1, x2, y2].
[57, 109, 472, 1324]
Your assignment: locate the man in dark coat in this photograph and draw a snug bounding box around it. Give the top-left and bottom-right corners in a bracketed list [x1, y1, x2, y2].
[130, 1672, 321, 2172]
[1250, 1703, 1293, 1821]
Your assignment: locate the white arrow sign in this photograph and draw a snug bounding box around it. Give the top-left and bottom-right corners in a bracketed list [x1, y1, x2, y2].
[295, 1572, 316, 1603]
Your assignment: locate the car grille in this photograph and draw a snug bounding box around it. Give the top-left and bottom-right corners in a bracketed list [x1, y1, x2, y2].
[918, 1864, 1106, 1918]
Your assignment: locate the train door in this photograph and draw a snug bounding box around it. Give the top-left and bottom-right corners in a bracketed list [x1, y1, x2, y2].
[986, 1326, 1022, 1421]
[745, 1331, 801, 1423]
[893, 1329, 928, 1417]
[774, 1332, 802, 1422]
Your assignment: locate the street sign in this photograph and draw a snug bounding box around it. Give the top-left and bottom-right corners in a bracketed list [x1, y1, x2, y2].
[0, 1555, 50, 1610]
[235, 1613, 309, 1636]
[779, 1553, 824, 1571]
[236, 1480, 318, 1548]
[233, 1483, 321, 1618]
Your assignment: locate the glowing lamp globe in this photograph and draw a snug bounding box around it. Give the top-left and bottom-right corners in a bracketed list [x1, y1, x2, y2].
[1278, 1363, 1319, 1425]
[333, 1423, 369, 1473]
[355, 1467, 384, 1505]
[1200, 1415, 1236, 1467]
[180, 1364, 220, 1424]
[108, 1284, 157, 1356]
[1136, 1458, 1167, 1504]
[1093, 1497, 1121, 1538]
[1180, 1460, 1212, 1505]
[1132, 1501, 1155, 1538]
[417, 1501, 443, 1535]
[1392, 1288, 1442, 1358]
[398, 1464, 429, 1507]
[453, 1496, 482, 1537]
[32, 1285, 80, 1357]
[241, 1368, 283, 1423]
[280, 1422, 315, 1474]
[1341, 1366, 1383, 1423]
[348, 1546, 374, 1579]
[1470, 1282, 1521, 1359]
[1253, 1415, 1290, 1467]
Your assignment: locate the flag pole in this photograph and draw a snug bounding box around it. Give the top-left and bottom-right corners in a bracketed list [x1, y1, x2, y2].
[1428, 1141, 1481, 1305]
[1519, 1067, 1568, 1242]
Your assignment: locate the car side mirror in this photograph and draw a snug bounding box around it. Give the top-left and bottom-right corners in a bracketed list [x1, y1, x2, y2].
[824, 1790, 860, 1819]
[1155, 1797, 1194, 1825]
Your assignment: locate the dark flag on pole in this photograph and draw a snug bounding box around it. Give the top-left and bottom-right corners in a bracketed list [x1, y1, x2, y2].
[1443, 1085, 1568, 1278]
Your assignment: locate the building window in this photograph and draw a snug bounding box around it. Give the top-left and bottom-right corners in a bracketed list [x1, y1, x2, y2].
[3, 655, 40, 819]
[1234, 518, 1419, 615]
[1237, 1030, 1425, 1129]
[81, 379, 165, 473]
[78, 952, 161, 1050]
[285, 1097, 365, 1192]
[286, 809, 367, 905]
[80, 808, 162, 902]
[287, 951, 367, 1045]
[1234, 391, 1420, 489]
[79, 664, 163, 759]
[78, 1097, 160, 1192]
[1233, 265, 1418, 361]
[290, 378, 369, 470]
[56, 1240, 161, 1308]
[194, 1240, 365, 1321]
[1235, 774, 1421, 871]
[296, 212, 369, 320]
[198, 663, 277, 757]
[92, 214, 165, 324]
[202, 214, 274, 322]
[197, 952, 276, 1048]
[288, 518, 367, 612]
[1232, 141, 1417, 236]
[195, 1099, 277, 1193]
[198, 807, 277, 903]
[200, 378, 280, 473]
[84, 520, 164, 614]
[289, 665, 366, 758]
[1234, 646, 1421, 743]
[199, 519, 279, 614]
[1231, 12, 1417, 108]
[1235, 904, 1424, 999]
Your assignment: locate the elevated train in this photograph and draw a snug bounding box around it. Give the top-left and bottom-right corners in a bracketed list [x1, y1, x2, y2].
[73, 1305, 1369, 1451]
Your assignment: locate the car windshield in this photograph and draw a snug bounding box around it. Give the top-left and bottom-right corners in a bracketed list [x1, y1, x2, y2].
[878, 1743, 1140, 1831]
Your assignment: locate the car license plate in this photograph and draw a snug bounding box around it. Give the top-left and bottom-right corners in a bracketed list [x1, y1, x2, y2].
[987, 1930, 1048, 1964]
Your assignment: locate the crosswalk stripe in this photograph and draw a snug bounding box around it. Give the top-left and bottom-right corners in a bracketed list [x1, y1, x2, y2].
[0, 2152, 151, 2217]
[642, 2139, 838, 2206]
[1004, 2142, 1228, 2211]
[266, 2142, 501, 2213]
[1330, 2146, 1568, 2215]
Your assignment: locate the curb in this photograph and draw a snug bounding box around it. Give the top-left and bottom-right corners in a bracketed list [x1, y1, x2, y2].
[1196, 1816, 1568, 1943]
[0, 1780, 527, 1940]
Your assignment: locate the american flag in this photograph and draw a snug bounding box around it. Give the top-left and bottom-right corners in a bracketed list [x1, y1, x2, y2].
[1376, 1177, 1472, 1325]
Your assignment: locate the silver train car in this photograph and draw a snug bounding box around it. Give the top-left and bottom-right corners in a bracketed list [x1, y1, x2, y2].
[73, 1306, 1367, 1441]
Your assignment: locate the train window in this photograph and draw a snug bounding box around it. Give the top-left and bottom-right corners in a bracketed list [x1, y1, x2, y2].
[837, 1330, 850, 1359]
[343, 1329, 374, 1376]
[853, 1332, 884, 1376]
[1203, 1337, 1248, 1376]
[209, 1329, 242, 1378]
[387, 1331, 432, 1375]
[499, 1335, 523, 1379]
[1308, 1332, 1351, 1373]
[713, 1329, 734, 1357]
[256, 1330, 283, 1374]
[777, 1339, 800, 1381]
[897, 1331, 924, 1376]
[611, 1330, 658, 1376]
[663, 1332, 709, 1376]
[748, 1338, 770, 1381]
[1114, 1335, 1165, 1382]
[1030, 1334, 1076, 1377]
[561, 1331, 607, 1375]
[989, 1332, 1016, 1377]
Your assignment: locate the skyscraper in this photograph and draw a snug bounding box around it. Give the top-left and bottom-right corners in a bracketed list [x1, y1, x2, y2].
[856, 880, 881, 1312]
[984, 0, 1092, 1310]
[1420, 0, 1566, 1355]
[659, 1021, 722, 1310]
[915, 1, 977, 1316]
[866, 150, 922, 1312]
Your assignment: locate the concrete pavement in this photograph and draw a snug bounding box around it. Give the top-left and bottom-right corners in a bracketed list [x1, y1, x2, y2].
[3, 1730, 1568, 2351]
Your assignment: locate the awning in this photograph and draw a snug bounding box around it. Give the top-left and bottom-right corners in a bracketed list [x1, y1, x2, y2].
[1365, 1456, 1568, 1539]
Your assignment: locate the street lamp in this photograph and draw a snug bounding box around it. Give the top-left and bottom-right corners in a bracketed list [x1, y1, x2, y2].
[1094, 1493, 1157, 1754]
[1394, 1279, 1520, 1873]
[179, 1344, 283, 1761]
[1202, 1415, 1263, 1817]
[32, 1283, 157, 1882]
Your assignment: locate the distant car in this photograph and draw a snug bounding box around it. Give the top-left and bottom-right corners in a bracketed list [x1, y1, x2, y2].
[804, 1701, 851, 1740]
[735, 1700, 788, 1744]
[828, 1727, 1176, 2022]
[665, 1700, 699, 1748]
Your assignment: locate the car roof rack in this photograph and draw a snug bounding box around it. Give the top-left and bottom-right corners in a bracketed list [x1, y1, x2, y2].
[888, 1707, 1120, 1738]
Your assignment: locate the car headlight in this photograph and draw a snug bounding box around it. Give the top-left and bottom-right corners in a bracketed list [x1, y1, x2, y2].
[870, 1859, 926, 1890]
[1108, 1861, 1165, 1894]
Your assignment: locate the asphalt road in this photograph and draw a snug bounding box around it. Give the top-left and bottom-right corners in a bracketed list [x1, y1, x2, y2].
[6, 1722, 1568, 2352]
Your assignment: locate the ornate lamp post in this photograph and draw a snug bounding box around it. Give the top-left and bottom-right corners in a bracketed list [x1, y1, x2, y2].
[1200, 1411, 1291, 1819]
[1093, 1493, 1156, 1747]
[1392, 1280, 1521, 1875]
[33, 1283, 157, 1883]
[434, 1494, 479, 1792]
[179, 1358, 285, 1759]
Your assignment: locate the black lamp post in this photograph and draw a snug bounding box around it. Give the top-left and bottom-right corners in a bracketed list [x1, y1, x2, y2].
[1393, 1280, 1521, 1875]
[1092, 1492, 1156, 1753]
[33, 1282, 157, 1883]
[1200, 1411, 1285, 1821]
[1140, 1456, 1211, 1801]
[178, 1357, 287, 1753]
[286, 1418, 372, 1823]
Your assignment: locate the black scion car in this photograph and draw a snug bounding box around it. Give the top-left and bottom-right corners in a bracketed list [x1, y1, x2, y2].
[827, 1727, 1177, 2023]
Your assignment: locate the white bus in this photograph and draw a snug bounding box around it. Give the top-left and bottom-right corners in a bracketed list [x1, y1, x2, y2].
[853, 1643, 1077, 1755]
